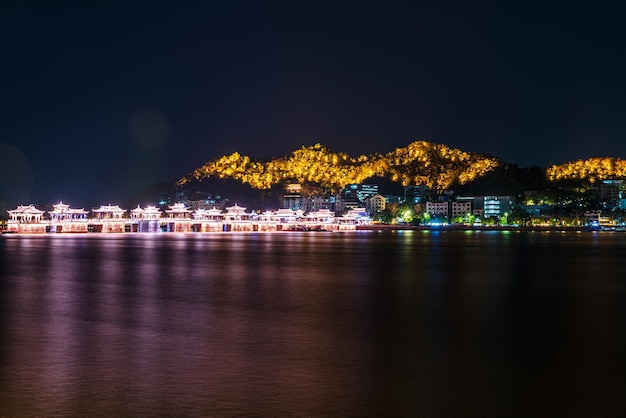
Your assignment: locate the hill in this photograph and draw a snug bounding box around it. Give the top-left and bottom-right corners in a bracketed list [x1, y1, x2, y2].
[179, 141, 503, 192]
[170, 140, 626, 209]
[547, 158, 626, 182]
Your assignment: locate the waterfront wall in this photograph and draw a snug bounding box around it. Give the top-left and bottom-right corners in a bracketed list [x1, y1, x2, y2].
[5, 220, 358, 234]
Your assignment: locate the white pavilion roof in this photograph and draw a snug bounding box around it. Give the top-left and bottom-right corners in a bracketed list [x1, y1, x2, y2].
[144, 205, 162, 215]
[274, 208, 296, 215]
[49, 202, 87, 215]
[132, 205, 162, 218]
[225, 204, 247, 213]
[342, 208, 371, 221]
[309, 209, 335, 216]
[7, 205, 44, 215]
[52, 202, 70, 211]
[93, 205, 126, 213]
[303, 209, 335, 219]
[67, 208, 88, 215]
[166, 202, 191, 213]
[131, 205, 145, 214]
[346, 208, 368, 215]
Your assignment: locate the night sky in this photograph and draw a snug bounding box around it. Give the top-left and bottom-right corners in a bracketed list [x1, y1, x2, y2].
[2, 1, 625, 206]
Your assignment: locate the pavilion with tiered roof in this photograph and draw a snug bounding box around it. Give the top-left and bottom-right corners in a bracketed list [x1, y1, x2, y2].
[49, 202, 88, 221]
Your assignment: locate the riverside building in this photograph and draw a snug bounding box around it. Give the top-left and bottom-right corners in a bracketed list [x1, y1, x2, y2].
[5, 201, 371, 234]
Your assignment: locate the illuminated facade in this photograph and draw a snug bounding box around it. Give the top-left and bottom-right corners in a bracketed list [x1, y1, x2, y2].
[186, 199, 224, 211]
[165, 202, 192, 219]
[131, 205, 162, 220]
[131, 205, 162, 232]
[451, 201, 472, 218]
[483, 196, 514, 218]
[48, 202, 89, 233]
[5, 201, 371, 234]
[336, 196, 362, 212]
[7, 205, 46, 233]
[365, 194, 386, 214]
[426, 201, 449, 217]
[344, 183, 379, 202]
[92, 205, 127, 233]
[425, 200, 472, 220]
[306, 195, 334, 212]
[93, 205, 126, 219]
[470, 196, 515, 218]
[49, 202, 89, 221]
[282, 192, 305, 211]
[8, 205, 45, 223]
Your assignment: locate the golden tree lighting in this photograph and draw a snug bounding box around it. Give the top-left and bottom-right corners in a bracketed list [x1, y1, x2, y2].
[547, 158, 626, 182]
[178, 140, 502, 191]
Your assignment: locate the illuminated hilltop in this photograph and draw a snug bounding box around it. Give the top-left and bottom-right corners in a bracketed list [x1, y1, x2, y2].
[177, 140, 626, 197]
[547, 158, 626, 183]
[179, 141, 502, 192]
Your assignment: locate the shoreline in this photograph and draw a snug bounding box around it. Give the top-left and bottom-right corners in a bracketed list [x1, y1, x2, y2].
[2, 225, 619, 235]
[356, 224, 613, 232]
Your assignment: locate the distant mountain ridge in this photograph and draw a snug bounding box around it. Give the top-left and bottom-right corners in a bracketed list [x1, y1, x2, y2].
[179, 140, 626, 193]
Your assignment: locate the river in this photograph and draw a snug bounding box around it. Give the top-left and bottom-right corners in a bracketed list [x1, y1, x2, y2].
[1, 231, 625, 416]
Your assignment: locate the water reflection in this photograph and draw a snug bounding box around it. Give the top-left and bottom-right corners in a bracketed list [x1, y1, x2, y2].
[1, 232, 626, 415]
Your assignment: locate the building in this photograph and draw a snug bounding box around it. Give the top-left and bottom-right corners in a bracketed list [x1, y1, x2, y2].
[450, 201, 472, 218]
[165, 202, 192, 219]
[426, 201, 449, 217]
[357, 184, 379, 201]
[282, 184, 305, 210]
[186, 199, 224, 211]
[344, 183, 379, 202]
[336, 196, 362, 213]
[404, 185, 429, 204]
[48, 202, 89, 222]
[4, 200, 369, 234]
[92, 204, 127, 233]
[48, 202, 89, 233]
[338, 208, 371, 226]
[6, 205, 46, 233]
[131, 205, 163, 232]
[594, 179, 625, 201]
[306, 195, 334, 212]
[131, 205, 162, 220]
[92, 205, 126, 219]
[425, 200, 472, 220]
[282, 192, 305, 211]
[384, 195, 403, 204]
[285, 183, 302, 193]
[471, 196, 515, 218]
[365, 194, 386, 214]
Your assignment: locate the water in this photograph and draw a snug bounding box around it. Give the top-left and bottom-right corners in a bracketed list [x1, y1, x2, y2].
[1, 231, 625, 416]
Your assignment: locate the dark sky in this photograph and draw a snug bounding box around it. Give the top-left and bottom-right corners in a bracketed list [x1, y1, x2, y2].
[2, 1, 625, 206]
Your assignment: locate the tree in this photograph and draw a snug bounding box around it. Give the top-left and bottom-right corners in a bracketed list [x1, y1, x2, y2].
[509, 208, 532, 226]
[378, 209, 395, 224]
[450, 215, 464, 225]
[397, 203, 415, 223]
[483, 216, 496, 226]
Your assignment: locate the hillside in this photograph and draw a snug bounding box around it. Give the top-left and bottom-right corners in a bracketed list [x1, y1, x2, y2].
[176, 141, 626, 204]
[547, 158, 626, 182]
[179, 141, 503, 192]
